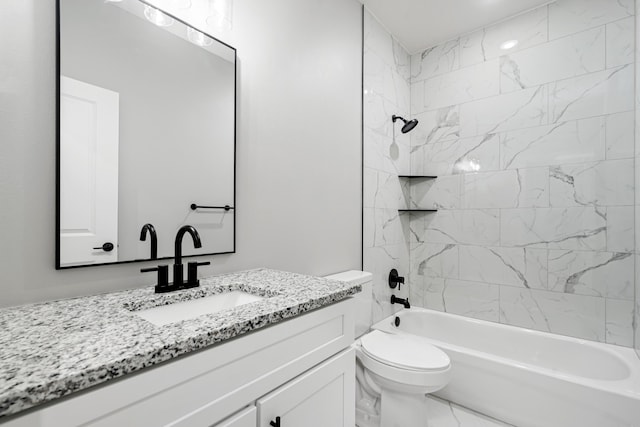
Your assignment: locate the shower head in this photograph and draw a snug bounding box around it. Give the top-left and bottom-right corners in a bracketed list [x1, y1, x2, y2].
[392, 115, 419, 134]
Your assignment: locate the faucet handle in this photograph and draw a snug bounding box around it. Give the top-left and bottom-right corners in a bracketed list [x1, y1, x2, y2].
[141, 265, 169, 291]
[388, 269, 405, 289]
[187, 261, 211, 287]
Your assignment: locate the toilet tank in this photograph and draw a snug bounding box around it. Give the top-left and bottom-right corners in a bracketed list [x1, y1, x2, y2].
[324, 271, 373, 338]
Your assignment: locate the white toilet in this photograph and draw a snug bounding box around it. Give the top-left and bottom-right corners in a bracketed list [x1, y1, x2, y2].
[325, 271, 451, 427]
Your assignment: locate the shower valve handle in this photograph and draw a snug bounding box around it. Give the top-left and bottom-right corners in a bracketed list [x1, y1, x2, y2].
[388, 269, 405, 289]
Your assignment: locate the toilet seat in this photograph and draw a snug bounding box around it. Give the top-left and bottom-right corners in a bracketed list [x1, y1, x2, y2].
[355, 330, 451, 394]
[360, 330, 450, 371]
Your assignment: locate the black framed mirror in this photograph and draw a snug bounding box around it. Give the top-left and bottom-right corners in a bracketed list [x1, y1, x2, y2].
[56, 0, 236, 269]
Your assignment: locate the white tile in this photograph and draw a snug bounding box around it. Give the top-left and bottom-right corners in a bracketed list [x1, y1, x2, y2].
[499, 287, 606, 342]
[607, 206, 635, 252]
[549, 0, 634, 40]
[408, 272, 426, 309]
[516, 167, 551, 208]
[409, 175, 461, 210]
[426, 396, 515, 427]
[363, 91, 395, 139]
[440, 279, 500, 322]
[364, 208, 407, 248]
[460, 6, 548, 68]
[459, 245, 548, 289]
[606, 17, 635, 68]
[363, 208, 375, 249]
[364, 128, 410, 175]
[410, 242, 458, 279]
[606, 298, 634, 347]
[414, 133, 500, 176]
[420, 60, 500, 111]
[501, 118, 606, 170]
[363, 168, 408, 210]
[461, 168, 549, 209]
[423, 277, 446, 311]
[364, 10, 410, 78]
[364, 47, 410, 112]
[411, 39, 460, 82]
[549, 159, 634, 207]
[410, 106, 459, 147]
[408, 213, 425, 243]
[410, 79, 426, 116]
[459, 86, 548, 138]
[500, 28, 605, 93]
[548, 65, 634, 124]
[606, 111, 635, 159]
[364, 243, 410, 323]
[548, 250, 634, 299]
[500, 207, 607, 250]
[392, 38, 411, 82]
[424, 209, 500, 246]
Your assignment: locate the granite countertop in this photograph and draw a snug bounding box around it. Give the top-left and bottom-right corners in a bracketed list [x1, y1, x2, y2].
[0, 269, 361, 418]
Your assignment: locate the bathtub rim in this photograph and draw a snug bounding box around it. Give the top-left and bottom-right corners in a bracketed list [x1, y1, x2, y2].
[372, 307, 640, 401]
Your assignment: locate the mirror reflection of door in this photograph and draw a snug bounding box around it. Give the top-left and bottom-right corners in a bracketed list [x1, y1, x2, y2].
[60, 76, 119, 266]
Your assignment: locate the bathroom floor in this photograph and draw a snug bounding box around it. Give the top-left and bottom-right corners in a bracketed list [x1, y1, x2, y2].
[427, 396, 515, 427]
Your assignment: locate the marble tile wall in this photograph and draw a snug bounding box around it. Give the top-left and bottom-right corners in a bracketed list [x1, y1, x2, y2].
[408, 0, 636, 346]
[363, 10, 412, 323]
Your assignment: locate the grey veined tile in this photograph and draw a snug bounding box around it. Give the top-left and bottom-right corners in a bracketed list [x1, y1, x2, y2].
[548, 250, 634, 299]
[549, 0, 634, 40]
[459, 245, 548, 290]
[499, 287, 606, 342]
[460, 6, 548, 68]
[500, 27, 605, 93]
[500, 207, 607, 251]
[549, 159, 634, 207]
[500, 118, 606, 170]
[605, 298, 634, 347]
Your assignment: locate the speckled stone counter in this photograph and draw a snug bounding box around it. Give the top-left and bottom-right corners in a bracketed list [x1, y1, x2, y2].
[0, 269, 360, 418]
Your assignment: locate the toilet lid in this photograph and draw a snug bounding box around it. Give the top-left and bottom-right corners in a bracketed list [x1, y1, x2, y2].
[361, 330, 450, 371]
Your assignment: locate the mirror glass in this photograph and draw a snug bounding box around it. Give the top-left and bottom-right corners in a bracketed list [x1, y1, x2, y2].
[57, 0, 236, 269]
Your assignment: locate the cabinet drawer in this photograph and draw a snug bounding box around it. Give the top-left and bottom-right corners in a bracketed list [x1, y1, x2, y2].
[257, 348, 355, 427]
[215, 406, 256, 427]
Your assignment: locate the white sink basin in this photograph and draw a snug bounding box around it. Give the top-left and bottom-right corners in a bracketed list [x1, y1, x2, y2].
[134, 291, 265, 326]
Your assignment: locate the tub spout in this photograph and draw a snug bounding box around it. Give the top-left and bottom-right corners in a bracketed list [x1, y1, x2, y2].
[390, 295, 410, 309]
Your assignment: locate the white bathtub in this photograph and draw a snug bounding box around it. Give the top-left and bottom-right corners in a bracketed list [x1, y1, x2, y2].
[373, 308, 640, 427]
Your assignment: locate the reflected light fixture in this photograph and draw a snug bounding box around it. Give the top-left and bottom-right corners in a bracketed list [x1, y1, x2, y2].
[187, 27, 213, 47]
[500, 39, 519, 50]
[144, 5, 174, 27]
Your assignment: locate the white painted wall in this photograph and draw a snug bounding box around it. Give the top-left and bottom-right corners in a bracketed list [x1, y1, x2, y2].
[0, 0, 362, 307]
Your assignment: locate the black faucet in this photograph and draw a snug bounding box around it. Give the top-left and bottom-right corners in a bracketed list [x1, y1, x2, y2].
[391, 295, 410, 309]
[139, 223, 158, 259]
[173, 225, 202, 288]
[142, 225, 210, 293]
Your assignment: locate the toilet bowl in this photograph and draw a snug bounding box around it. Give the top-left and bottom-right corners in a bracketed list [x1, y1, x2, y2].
[324, 271, 451, 427]
[355, 330, 451, 427]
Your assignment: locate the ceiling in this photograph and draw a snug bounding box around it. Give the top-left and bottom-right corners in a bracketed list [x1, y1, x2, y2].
[360, 0, 555, 54]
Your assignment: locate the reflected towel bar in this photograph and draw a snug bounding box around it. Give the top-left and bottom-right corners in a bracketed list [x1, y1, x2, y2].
[190, 204, 234, 211]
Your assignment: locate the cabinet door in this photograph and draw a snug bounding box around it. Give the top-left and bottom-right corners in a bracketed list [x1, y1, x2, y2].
[257, 348, 355, 427]
[214, 406, 256, 427]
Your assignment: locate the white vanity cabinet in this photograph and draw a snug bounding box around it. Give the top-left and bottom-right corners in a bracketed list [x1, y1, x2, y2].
[216, 406, 257, 427]
[2, 299, 355, 427]
[256, 348, 355, 427]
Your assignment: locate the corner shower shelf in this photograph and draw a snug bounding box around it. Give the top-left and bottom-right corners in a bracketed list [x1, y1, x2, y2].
[398, 175, 438, 179]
